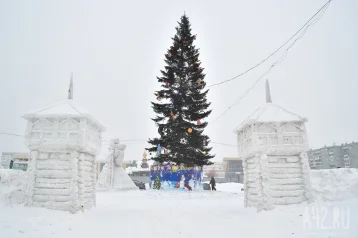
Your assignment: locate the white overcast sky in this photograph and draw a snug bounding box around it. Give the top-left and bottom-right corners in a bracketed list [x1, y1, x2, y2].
[0, 0, 357, 162]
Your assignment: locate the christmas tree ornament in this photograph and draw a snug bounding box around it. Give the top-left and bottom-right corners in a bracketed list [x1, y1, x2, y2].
[195, 61, 199, 64]
[196, 79, 201, 85]
[157, 96, 161, 101]
[197, 119, 201, 125]
[168, 51, 172, 57]
[165, 82, 168, 85]
[157, 144, 162, 153]
[183, 40, 187, 44]
[187, 128, 193, 133]
[180, 138, 186, 144]
[198, 67, 201, 71]
[170, 98, 174, 104]
[164, 149, 168, 155]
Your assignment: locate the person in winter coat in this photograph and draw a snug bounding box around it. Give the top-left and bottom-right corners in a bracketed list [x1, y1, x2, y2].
[209, 177, 216, 191]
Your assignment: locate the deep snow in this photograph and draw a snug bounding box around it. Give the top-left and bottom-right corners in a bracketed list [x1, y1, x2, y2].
[0, 169, 358, 238]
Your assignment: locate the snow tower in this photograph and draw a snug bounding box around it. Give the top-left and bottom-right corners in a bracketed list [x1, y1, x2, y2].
[233, 80, 312, 211]
[22, 78, 105, 213]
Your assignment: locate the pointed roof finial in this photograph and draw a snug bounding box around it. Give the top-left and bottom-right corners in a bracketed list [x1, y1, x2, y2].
[265, 79, 272, 103]
[68, 73, 73, 100]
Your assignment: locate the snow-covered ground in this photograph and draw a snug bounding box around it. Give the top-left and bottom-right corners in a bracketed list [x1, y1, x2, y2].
[0, 169, 357, 238]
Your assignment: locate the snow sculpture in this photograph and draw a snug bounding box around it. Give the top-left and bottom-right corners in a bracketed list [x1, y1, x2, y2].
[22, 79, 105, 213]
[234, 80, 313, 211]
[97, 138, 138, 191]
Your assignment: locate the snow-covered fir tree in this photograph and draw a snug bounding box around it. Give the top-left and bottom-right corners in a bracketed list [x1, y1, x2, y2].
[147, 14, 214, 167]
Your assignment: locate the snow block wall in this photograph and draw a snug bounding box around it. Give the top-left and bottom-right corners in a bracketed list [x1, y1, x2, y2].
[243, 153, 312, 210]
[22, 103, 105, 213]
[25, 151, 96, 211]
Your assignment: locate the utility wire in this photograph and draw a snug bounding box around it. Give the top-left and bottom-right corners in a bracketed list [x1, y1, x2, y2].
[211, 142, 238, 147]
[208, 0, 331, 125]
[207, 0, 332, 88]
[0, 132, 24, 137]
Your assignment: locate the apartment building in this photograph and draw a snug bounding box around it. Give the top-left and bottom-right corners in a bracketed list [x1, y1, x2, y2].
[307, 142, 358, 169]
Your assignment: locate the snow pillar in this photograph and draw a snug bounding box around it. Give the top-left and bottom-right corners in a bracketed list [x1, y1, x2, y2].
[25, 150, 38, 206]
[92, 155, 97, 206]
[242, 157, 249, 208]
[78, 153, 86, 208]
[69, 151, 79, 213]
[256, 154, 273, 211]
[300, 152, 313, 202]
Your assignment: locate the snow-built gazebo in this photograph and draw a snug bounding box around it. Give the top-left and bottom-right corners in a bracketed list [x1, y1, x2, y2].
[23, 79, 105, 213]
[234, 80, 312, 211]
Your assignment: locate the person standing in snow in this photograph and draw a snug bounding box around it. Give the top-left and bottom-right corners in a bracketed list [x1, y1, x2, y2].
[209, 177, 216, 191]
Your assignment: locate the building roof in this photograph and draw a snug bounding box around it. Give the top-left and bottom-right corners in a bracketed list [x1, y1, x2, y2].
[23, 99, 106, 131]
[223, 157, 241, 161]
[234, 103, 307, 132]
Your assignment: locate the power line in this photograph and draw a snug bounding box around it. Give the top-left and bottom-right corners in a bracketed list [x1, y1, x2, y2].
[0, 132, 24, 137]
[208, 0, 331, 125]
[207, 0, 332, 88]
[211, 142, 238, 147]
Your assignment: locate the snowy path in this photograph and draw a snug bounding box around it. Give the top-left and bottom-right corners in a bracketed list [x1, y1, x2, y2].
[1, 183, 357, 238]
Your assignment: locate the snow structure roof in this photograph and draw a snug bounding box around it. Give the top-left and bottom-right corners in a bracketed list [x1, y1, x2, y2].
[23, 77, 105, 131]
[23, 99, 106, 131]
[234, 80, 307, 132]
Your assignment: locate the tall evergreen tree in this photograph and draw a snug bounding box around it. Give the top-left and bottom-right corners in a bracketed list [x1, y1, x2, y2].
[147, 14, 214, 167]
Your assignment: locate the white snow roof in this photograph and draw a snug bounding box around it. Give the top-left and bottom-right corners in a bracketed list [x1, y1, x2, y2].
[234, 103, 307, 132]
[23, 99, 106, 131]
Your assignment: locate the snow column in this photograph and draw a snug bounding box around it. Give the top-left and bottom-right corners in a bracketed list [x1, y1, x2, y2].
[78, 153, 86, 208]
[256, 154, 273, 211]
[242, 157, 249, 208]
[91, 154, 97, 206]
[69, 151, 79, 213]
[244, 155, 260, 208]
[77, 153, 96, 209]
[300, 152, 313, 203]
[25, 150, 38, 206]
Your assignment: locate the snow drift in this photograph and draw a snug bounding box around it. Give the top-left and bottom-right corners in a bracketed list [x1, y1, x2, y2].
[0, 169, 26, 205]
[310, 168, 358, 201]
